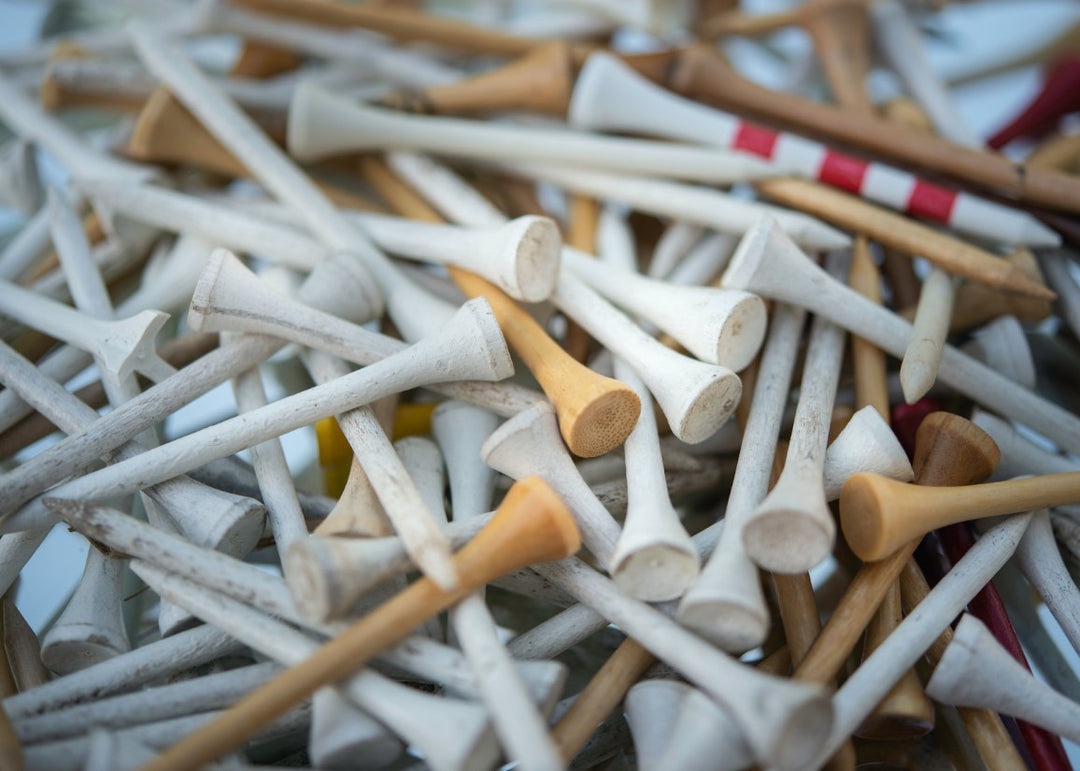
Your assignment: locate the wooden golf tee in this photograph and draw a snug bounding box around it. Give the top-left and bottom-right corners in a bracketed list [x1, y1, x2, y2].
[382, 41, 576, 117]
[849, 236, 890, 420]
[127, 88, 257, 178]
[381, 42, 677, 118]
[540, 382, 748, 761]
[849, 244, 933, 735]
[842, 468, 1080, 562]
[800, 0, 873, 115]
[796, 412, 999, 685]
[667, 45, 1080, 214]
[931, 524, 1073, 770]
[563, 194, 599, 364]
[899, 562, 1028, 771]
[360, 156, 640, 457]
[0, 331, 216, 461]
[754, 177, 1055, 301]
[767, 437, 856, 771]
[137, 476, 581, 771]
[550, 638, 654, 763]
[855, 579, 935, 739]
[772, 571, 857, 771]
[127, 89, 382, 213]
[231, 0, 544, 57]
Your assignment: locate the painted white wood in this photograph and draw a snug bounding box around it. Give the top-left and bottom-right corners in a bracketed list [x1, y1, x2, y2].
[26, 298, 511, 523]
[85, 179, 564, 302]
[40, 185, 144, 661]
[901, 266, 956, 404]
[187, 249, 541, 418]
[63, 50, 384, 108]
[13, 661, 280, 743]
[960, 315, 1036, 391]
[133, 561, 502, 771]
[1037, 249, 1080, 342]
[309, 688, 405, 770]
[47, 499, 300, 623]
[823, 405, 914, 501]
[665, 232, 738, 287]
[23, 698, 310, 771]
[505, 161, 850, 252]
[568, 50, 1057, 248]
[128, 20, 483, 348]
[607, 354, 700, 601]
[432, 402, 500, 523]
[742, 251, 850, 573]
[814, 513, 1033, 765]
[0, 336, 263, 556]
[647, 222, 703, 279]
[230, 355, 309, 556]
[0, 138, 41, 214]
[926, 613, 1080, 743]
[0, 70, 155, 186]
[299, 349, 458, 593]
[0, 279, 171, 383]
[722, 217, 1080, 455]
[433, 399, 565, 771]
[480, 403, 621, 569]
[0, 234, 210, 438]
[532, 556, 831, 771]
[869, 0, 982, 148]
[624, 680, 688, 770]
[655, 683, 753, 771]
[285, 517, 489, 621]
[287, 81, 776, 185]
[678, 303, 805, 652]
[386, 152, 744, 444]
[40, 549, 130, 674]
[593, 209, 698, 600]
[0, 203, 51, 281]
[1012, 510, 1080, 655]
[553, 271, 743, 443]
[564, 243, 766, 370]
[3, 624, 242, 720]
[971, 409, 1080, 518]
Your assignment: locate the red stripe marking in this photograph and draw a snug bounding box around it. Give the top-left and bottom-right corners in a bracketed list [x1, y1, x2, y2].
[732, 123, 779, 158]
[906, 180, 958, 224]
[817, 151, 869, 193]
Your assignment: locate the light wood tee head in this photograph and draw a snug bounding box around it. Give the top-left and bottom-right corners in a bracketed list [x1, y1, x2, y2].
[127, 88, 249, 177]
[840, 412, 1001, 560]
[911, 412, 1000, 487]
[449, 268, 640, 459]
[380, 41, 577, 117]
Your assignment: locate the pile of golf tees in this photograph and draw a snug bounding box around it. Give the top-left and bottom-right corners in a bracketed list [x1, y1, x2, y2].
[0, 0, 1079, 769]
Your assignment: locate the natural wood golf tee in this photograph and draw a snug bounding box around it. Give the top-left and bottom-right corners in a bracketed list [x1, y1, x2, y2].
[360, 155, 640, 457]
[797, 412, 999, 684]
[134, 476, 581, 771]
[842, 468, 1080, 561]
